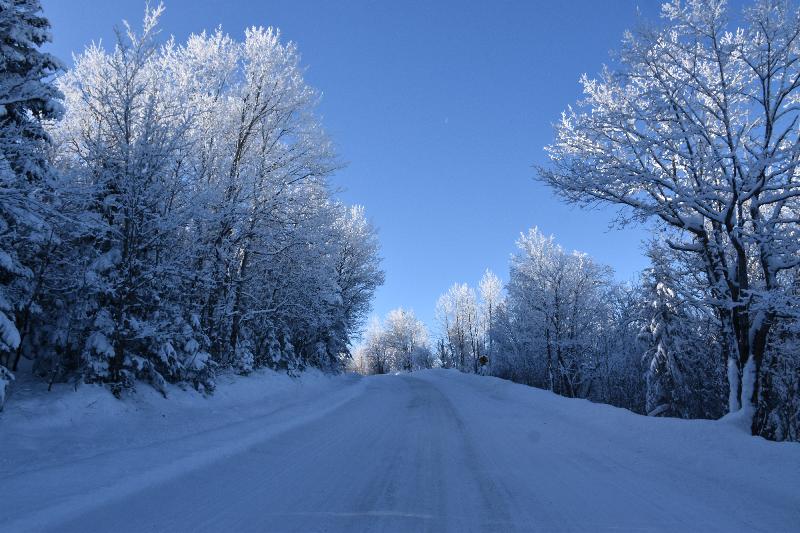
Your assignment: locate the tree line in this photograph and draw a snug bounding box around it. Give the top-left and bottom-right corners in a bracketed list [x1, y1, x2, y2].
[358, 0, 800, 442]
[540, 0, 800, 440]
[414, 220, 795, 442]
[0, 1, 383, 405]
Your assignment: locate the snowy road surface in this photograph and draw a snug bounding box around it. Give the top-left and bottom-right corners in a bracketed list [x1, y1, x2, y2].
[2, 369, 799, 532]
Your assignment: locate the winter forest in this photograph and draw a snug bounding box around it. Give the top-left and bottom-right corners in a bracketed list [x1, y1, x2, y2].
[356, 0, 800, 443]
[0, 2, 385, 398]
[1, 0, 799, 453]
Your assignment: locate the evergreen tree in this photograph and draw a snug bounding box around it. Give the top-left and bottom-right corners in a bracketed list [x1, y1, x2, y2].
[0, 0, 62, 407]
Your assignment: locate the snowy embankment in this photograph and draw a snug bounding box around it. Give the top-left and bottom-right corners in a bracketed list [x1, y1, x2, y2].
[412, 371, 800, 530]
[0, 370, 365, 531]
[1, 368, 798, 532]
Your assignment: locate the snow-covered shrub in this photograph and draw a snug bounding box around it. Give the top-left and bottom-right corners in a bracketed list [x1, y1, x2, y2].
[233, 341, 255, 376]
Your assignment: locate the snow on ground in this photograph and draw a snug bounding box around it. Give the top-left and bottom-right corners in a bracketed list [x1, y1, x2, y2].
[0, 368, 365, 530]
[1, 368, 798, 532]
[1, 368, 362, 475]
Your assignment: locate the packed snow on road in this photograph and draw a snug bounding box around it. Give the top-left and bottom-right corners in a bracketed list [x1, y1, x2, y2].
[1, 369, 798, 532]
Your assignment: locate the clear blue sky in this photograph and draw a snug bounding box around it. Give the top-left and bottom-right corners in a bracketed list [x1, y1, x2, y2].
[42, 0, 672, 332]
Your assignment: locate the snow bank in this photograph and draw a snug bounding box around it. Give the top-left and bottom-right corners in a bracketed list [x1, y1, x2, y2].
[2, 369, 357, 466]
[0, 369, 364, 530]
[411, 369, 800, 530]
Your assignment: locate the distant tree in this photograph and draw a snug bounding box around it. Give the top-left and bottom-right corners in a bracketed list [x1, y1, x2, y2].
[360, 309, 432, 374]
[478, 269, 503, 366]
[601, 283, 648, 413]
[502, 228, 613, 396]
[361, 317, 390, 374]
[435, 283, 480, 372]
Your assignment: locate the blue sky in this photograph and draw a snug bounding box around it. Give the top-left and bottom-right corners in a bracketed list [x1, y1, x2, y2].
[42, 0, 672, 332]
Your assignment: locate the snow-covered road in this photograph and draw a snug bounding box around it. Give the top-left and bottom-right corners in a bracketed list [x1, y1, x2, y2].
[2, 369, 799, 532]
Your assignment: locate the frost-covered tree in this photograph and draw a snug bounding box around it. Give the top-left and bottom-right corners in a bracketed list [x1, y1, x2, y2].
[642, 269, 711, 418]
[637, 242, 727, 419]
[360, 317, 390, 375]
[497, 228, 612, 397]
[383, 308, 433, 371]
[643, 275, 691, 418]
[755, 270, 800, 439]
[0, 0, 62, 406]
[451, 229, 731, 420]
[176, 25, 383, 373]
[435, 283, 481, 372]
[50, 5, 209, 394]
[450, 234, 640, 405]
[0, 0, 61, 180]
[540, 0, 800, 432]
[330, 204, 386, 352]
[359, 309, 432, 374]
[433, 273, 505, 375]
[600, 283, 648, 412]
[12, 5, 384, 396]
[169, 25, 340, 367]
[478, 269, 502, 368]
